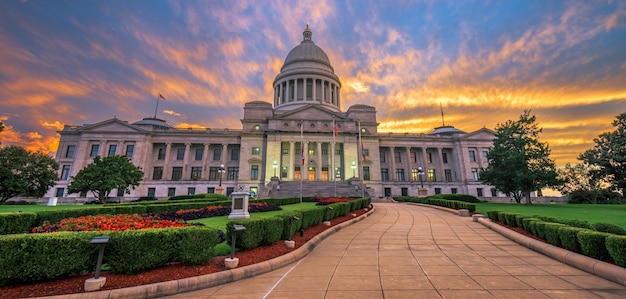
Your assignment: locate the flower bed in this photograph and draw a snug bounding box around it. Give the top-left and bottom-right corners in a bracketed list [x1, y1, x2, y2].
[312, 196, 352, 206]
[31, 214, 187, 233]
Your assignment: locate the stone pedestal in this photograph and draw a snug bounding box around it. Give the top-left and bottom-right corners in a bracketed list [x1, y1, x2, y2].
[323, 221, 331, 226]
[284, 240, 295, 248]
[216, 186, 225, 195]
[224, 257, 239, 269]
[418, 188, 428, 197]
[47, 197, 58, 206]
[84, 277, 106, 292]
[228, 192, 250, 219]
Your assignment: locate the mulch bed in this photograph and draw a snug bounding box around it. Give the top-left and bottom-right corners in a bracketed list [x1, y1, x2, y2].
[0, 208, 370, 299]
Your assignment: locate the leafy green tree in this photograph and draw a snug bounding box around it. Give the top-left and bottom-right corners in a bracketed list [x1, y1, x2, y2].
[68, 155, 144, 203]
[556, 163, 607, 203]
[0, 121, 4, 133]
[480, 110, 560, 205]
[579, 112, 626, 198]
[0, 146, 59, 204]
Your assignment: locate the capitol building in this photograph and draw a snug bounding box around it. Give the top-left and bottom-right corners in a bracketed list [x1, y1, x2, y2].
[47, 26, 497, 200]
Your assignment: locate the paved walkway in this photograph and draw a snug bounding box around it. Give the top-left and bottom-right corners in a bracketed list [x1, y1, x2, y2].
[162, 203, 626, 299]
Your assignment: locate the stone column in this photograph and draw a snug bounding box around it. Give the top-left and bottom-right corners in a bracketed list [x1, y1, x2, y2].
[221, 144, 228, 178]
[390, 146, 396, 181]
[331, 141, 336, 181]
[421, 147, 429, 180]
[99, 141, 106, 157]
[406, 147, 412, 180]
[162, 143, 172, 179]
[183, 143, 191, 179]
[303, 141, 308, 180]
[316, 141, 322, 180]
[437, 147, 444, 182]
[294, 78, 298, 101]
[286, 80, 290, 102]
[201, 144, 209, 179]
[289, 141, 295, 180]
[312, 78, 316, 101]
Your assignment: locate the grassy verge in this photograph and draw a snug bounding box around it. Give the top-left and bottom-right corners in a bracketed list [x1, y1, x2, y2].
[475, 202, 626, 229]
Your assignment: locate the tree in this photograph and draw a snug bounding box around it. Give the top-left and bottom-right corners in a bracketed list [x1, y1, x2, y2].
[579, 112, 626, 198]
[0, 146, 59, 204]
[68, 155, 144, 203]
[480, 110, 560, 205]
[556, 163, 606, 203]
[0, 121, 4, 133]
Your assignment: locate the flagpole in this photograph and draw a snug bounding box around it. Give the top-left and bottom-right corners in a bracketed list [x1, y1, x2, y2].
[300, 120, 303, 203]
[154, 94, 160, 118]
[333, 117, 337, 197]
[359, 121, 365, 199]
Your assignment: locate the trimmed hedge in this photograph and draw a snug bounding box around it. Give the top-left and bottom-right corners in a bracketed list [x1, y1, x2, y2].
[558, 226, 588, 254]
[592, 222, 626, 236]
[606, 235, 626, 267]
[577, 230, 612, 261]
[543, 223, 566, 247]
[485, 210, 500, 221]
[0, 212, 38, 234]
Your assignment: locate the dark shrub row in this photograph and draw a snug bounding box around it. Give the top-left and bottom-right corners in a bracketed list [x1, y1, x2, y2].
[226, 198, 371, 250]
[393, 196, 476, 212]
[486, 210, 626, 267]
[0, 226, 218, 286]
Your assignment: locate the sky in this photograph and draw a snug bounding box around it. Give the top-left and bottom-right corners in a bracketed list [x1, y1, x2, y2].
[1, 0, 625, 167]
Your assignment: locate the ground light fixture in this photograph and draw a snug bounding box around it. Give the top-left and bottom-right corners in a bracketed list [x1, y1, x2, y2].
[84, 236, 109, 292]
[285, 215, 300, 248]
[225, 224, 246, 269]
[323, 206, 333, 226]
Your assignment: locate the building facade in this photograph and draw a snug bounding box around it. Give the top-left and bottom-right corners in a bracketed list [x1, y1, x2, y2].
[47, 26, 497, 200]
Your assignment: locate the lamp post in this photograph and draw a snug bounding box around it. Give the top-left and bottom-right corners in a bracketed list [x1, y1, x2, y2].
[273, 161, 278, 177]
[418, 166, 424, 188]
[351, 161, 356, 177]
[218, 164, 225, 186]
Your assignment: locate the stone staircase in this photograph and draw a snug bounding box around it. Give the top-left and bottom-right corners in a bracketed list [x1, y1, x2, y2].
[267, 180, 368, 198]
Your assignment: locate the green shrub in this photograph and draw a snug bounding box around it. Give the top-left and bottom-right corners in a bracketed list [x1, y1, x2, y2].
[485, 210, 500, 221]
[276, 212, 303, 240]
[497, 212, 508, 223]
[226, 219, 263, 250]
[592, 223, 626, 235]
[514, 214, 526, 228]
[522, 217, 541, 233]
[260, 217, 283, 245]
[174, 226, 218, 264]
[0, 212, 37, 234]
[606, 235, 626, 267]
[577, 230, 612, 261]
[543, 223, 566, 246]
[106, 229, 178, 274]
[213, 243, 231, 256]
[298, 208, 324, 229]
[560, 219, 593, 229]
[533, 221, 548, 239]
[0, 231, 101, 286]
[558, 226, 588, 254]
[504, 213, 518, 227]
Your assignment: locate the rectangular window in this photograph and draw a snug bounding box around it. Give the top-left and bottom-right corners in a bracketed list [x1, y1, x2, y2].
[231, 148, 239, 161]
[195, 148, 204, 160]
[380, 151, 386, 163]
[335, 167, 342, 178]
[60, 165, 71, 180]
[207, 187, 215, 194]
[427, 152, 433, 164]
[55, 188, 64, 197]
[66, 145, 76, 158]
[428, 169, 436, 181]
[251, 165, 259, 180]
[80, 191, 87, 197]
[153, 167, 163, 180]
[157, 148, 166, 160]
[363, 148, 369, 157]
[213, 148, 222, 161]
[411, 169, 419, 181]
[252, 147, 260, 155]
[451, 188, 457, 194]
[125, 144, 134, 158]
[491, 188, 497, 197]
[281, 167, 288, 178]
[172, 167, 183, 180]
[477, 188, 483, 197]
[322, 144, 328, 155]
[176, 148, 185, 160]
[411, 151, 417, 163]
[442, 152, 448, 163]
[226, 187, 234, 196]
[435, 188, 442, 195]
[168, 188, 176, 197]
[209, 167, 220, 181]
[90, 144, 100, 157]
[363, 166, 370, 181]
[227, 167, 239, 180]
[445, 169, 452, 182]
[308, 148, 315, 155]
[282, 147, 289, 155]
[306, 79, 312, 98]
[394, 151, 401, 163]
[108, 144, 117, 157]
[335, 148, 341, 155]
[396, 169, 405, 181]
[116, 188, 124, 197]
[482, 150, 488, 161]
[401, 188, 408, 196]
[471, 168, 479, 181]
[191, 167, 202, 180]
[469, 150, 476, 162]
[188, 187, 196, 195]
[147, 188, 156, 197]
[381, 168, 389, 181]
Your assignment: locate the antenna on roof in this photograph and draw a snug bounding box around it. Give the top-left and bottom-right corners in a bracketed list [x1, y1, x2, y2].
[440, 102, 445, 126]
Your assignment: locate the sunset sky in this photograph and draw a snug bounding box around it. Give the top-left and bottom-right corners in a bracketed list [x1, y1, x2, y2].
[1, 0, 625, 167]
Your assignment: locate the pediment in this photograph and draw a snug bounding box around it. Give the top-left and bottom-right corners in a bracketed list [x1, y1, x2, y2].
[463, 128, 495, 140]
[274, 105, 346, 122]
[79, 118, 146, 133]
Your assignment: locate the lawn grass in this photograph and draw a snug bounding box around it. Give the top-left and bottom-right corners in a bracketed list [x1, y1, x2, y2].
[0, 204, 101, 213]
[475, 202, 626, 229]
[188, 202, 319, 231]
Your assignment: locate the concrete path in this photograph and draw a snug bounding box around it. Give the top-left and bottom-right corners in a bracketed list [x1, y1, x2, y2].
[161, 203, 626, 299]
